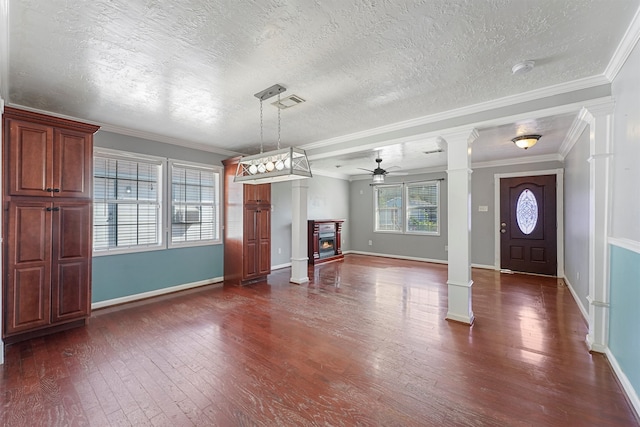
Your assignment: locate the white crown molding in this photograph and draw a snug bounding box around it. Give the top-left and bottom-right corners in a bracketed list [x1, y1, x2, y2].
[7, 102, 241, 157]
[559, 109, 590, 159]
[0, 0, 9, 100]
[308, 168, 350, 181]
[301, 75, 610, 152]
[604, 5, 640, 82]
[98, 122, 240, 157]
[471, 154, 563, 170]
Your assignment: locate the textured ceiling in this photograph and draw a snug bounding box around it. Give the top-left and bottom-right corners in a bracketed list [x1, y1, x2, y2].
[5, 0, 640, 176]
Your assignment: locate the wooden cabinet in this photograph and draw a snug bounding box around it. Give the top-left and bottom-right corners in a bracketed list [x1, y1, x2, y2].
[222, 157, 271, 285]
[5, 201, 91, 335]
[3, 107, 98, 342]
[6, 111, 93, 199]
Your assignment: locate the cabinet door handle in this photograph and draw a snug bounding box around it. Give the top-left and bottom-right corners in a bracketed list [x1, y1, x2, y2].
[46, 188, 54, 192]
[53, 207, 60, 211]
[46, 207, 53, 211]
[53, 188, 60, 193]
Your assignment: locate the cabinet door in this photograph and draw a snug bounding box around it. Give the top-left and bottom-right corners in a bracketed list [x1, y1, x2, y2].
[5, 202, 52, 335]
[257, 207, 271, 275]
[51, 202, 91, 323]
[243, 183, 270, 204]
[243, 206, 258, 278]
[54, 129, 93, 198]
[7, 119, 54, 197]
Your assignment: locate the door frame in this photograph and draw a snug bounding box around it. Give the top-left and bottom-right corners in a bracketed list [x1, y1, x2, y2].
[493, 168, 564, 277]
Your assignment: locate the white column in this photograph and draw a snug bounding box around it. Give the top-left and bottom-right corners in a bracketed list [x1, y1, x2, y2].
[0, 97, 4, 364]
[290, 179, 309, 284]
[583, 102, 614, 353]
[443, 128, 478, 325]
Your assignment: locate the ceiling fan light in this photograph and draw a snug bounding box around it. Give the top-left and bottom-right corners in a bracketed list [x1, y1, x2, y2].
[373, 174, 385, 183]
[512, 134, 541, 150]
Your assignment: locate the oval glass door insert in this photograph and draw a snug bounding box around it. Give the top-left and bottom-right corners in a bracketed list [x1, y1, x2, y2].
[516, 189, 538, 235]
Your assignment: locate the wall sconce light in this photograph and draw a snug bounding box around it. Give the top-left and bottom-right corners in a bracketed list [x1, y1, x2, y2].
[512, 134, 541, 150]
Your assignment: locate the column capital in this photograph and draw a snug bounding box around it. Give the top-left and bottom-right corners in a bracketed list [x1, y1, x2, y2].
[439, 127, 479, 146]
[581, 99, 615, 121]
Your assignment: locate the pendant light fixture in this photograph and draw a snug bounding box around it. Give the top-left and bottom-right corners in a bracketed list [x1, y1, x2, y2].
[234, 84, 312, 184]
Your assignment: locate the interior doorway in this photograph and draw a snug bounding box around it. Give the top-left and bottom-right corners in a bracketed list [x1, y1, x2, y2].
[494, 170, 564, 277]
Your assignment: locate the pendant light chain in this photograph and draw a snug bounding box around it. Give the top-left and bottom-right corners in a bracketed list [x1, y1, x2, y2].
[259, 98, 264, 154]
[277, 93, 281, 150]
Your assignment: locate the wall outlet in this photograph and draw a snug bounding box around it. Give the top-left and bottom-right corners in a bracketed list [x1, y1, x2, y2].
[576, 271, 579, 281]
[368, 239, 373, 246]
[278, 248, 282, 254]
[478, 205, 488, 212]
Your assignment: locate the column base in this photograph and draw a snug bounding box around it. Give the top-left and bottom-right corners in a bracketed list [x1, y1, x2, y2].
[290, 257, 309, 285]
[446, 280, 474, 325]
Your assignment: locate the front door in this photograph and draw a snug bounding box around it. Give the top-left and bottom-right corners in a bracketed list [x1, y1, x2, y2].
[500, 175, 557, 276]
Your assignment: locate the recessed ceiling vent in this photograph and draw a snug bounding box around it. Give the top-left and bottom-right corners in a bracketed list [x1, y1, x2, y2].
[272, 94, 306, 109]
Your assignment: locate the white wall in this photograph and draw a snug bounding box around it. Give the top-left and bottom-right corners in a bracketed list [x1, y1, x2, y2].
[563, 127, 591, 312]
[611, 46, 640, 242]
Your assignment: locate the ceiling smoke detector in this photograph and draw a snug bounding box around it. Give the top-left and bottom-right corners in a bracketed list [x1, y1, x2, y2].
[272, 94, 306, 109]
[512, 60, 535, 75]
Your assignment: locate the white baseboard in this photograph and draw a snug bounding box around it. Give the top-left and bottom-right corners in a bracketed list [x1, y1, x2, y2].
[271, 262, 292, 270]
[606, 348, 640, 420]
[563, 275, 589, 322]
[345, 251, 494, 271]
[91, 277, 224, 310]
[347, 250, 447, 265]
[471, 263, 496, 270]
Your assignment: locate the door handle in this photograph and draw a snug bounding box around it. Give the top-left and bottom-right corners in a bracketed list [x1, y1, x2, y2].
[500, 229, 506, 233]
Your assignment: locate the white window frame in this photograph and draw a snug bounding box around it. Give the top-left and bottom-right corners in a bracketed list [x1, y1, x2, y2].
[405, 181, 440, 236]
[168, 159, 222, 248]
[93, 148, 164, 256]
[373, 180, 441, 236]
[374, 184, 403, 233]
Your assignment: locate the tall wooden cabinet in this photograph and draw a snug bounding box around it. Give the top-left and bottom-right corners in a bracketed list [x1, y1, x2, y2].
[222, 157, 271, 285]
[3, 107, 99, 342]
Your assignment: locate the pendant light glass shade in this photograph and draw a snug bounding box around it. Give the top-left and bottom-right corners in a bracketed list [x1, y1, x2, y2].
[235, 147, 312, 184]
[512, 134, 541, 150]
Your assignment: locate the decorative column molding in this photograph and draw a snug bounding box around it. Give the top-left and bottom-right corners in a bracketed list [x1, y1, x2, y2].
[290, 180, 309, 284]
[581, 101, 614, 353]
[442, 128, 479, 325]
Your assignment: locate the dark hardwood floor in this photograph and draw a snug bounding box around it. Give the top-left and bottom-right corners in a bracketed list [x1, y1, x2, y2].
[1, 254, 638, 426]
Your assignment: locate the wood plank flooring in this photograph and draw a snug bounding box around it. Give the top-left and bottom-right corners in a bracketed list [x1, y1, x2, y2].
[1, 254, 638, 426]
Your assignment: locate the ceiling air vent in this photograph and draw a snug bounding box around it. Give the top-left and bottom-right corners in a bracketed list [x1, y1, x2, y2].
[271, 94, 306, 109]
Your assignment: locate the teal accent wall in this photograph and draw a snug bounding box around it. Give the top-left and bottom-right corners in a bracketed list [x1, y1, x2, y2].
[609, 244, 640, 394]
[92, 245, 223, 303]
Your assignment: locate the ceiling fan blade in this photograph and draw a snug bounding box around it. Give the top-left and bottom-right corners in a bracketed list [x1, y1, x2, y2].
[357, 168, 374, 173]
[386, 165, 401, 170]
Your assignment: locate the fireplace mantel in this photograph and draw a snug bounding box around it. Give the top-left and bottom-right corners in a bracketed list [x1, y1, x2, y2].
[308, 220, 344, 265]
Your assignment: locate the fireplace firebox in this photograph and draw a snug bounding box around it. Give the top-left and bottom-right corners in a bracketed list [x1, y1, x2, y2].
[308, 220, 344, 265]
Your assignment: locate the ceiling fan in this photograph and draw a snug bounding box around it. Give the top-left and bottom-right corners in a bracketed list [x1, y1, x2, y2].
[358, 157, 402, 183]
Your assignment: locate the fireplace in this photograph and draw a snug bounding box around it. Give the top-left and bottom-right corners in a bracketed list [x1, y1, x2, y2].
[308, 220, 344, 265]
[318, 224, 336, 258]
